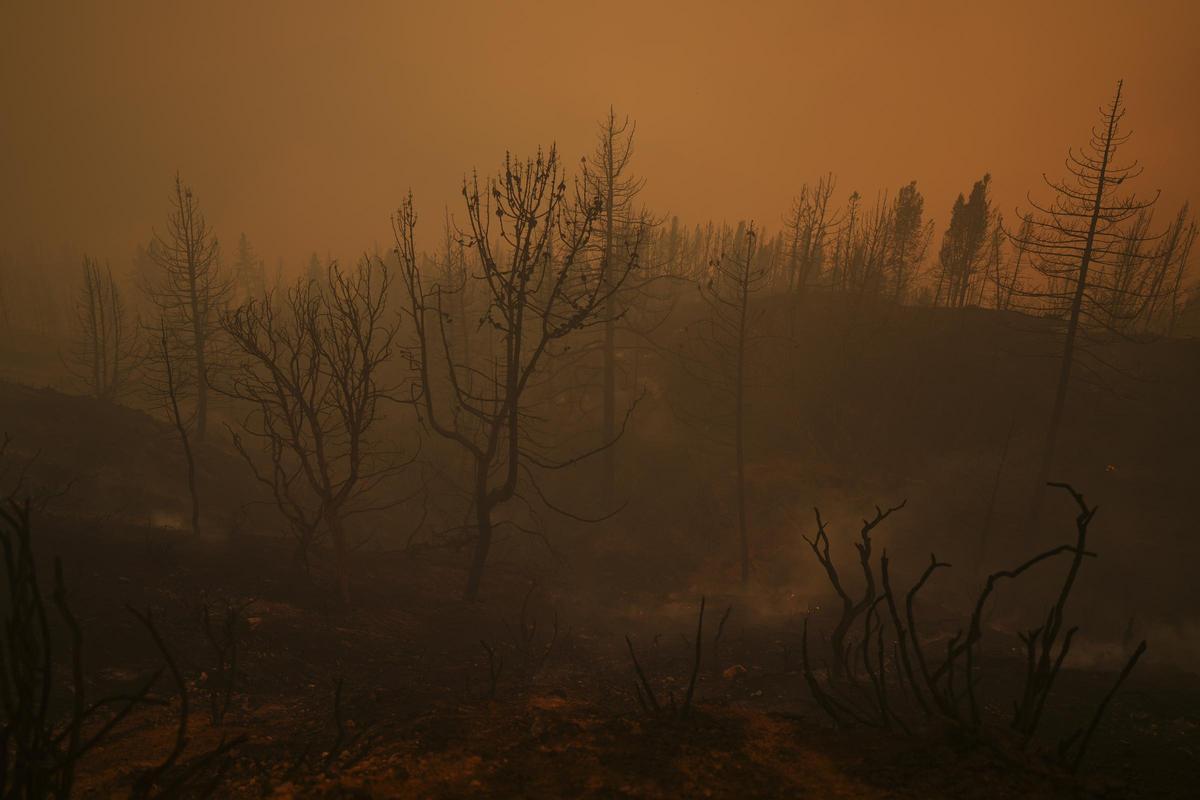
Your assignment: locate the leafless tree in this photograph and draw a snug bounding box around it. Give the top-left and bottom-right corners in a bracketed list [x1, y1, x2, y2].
[673, 223, 768, 585]
[144, 175, 232, 442]
[395, 146, 638, 600]
[783, 174, 839, 295]
[1157, 205, 1198, 335]
[832, 191, 896, 300]
[991, 212, 1032, 310]
[585, 109, 653, 505]
[145, 319, 201, 536]
[1094, 204, 1197, 336]
[67, 255, 139, 401]
[221, 259, 404, 607]
[1008, 81, 1161, 520]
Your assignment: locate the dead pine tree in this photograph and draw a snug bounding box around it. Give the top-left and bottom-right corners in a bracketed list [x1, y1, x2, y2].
[1120, 204, 1197, 336]
[222, 259, 405, 608]
[673, 223, 769, 586]
[394, 146, 642, 601]
[1153, 206, 1198, 336]
[993, 212, 1033, 310]
[1010, 81, 1161, 525]
[67, 255, 139, 401]
[144, 175, 232, 442]
[145, 319, 201, 536]
[585, 107, 651, 506]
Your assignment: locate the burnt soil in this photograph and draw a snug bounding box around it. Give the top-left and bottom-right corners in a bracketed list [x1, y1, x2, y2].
[31, 520, 1198, 800]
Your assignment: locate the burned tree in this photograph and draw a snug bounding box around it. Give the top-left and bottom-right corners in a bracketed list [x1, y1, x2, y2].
[144, 175, 232, 442]
[222, 259, 402, 607]
[991, 212, 1033, 310]
[67, 255, 139, 401]
[145, 319, 201, 536]
[200, 600, 246, 726]
[585, 108, 652, 505]
[1010, 81, 1162, 520]
[625, 596, 707, 718]
[830, 191, 908, 302]
[1091, 203, 1197, 336]
[673, 224, 768, 585]
[1153, 205, 1198, 335]
[783, 174, 839, 295]
[395, 146, 638, 600]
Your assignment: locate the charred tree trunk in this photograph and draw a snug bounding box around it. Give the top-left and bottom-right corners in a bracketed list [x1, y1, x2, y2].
[601, 195, 617, 505]
[465, 487, 494, 602]
[1027, 85, 1122, 526]
[158, 322, 200, 536]
[734, 240, 752, 586]
[327, 511, 352, 608]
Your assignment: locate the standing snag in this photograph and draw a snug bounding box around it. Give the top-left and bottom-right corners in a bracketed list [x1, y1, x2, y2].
[145, 319, 201, 536]
[673, 223, 769, 585]
[144, 175, 232, 443]
[585, 108, 653, 506]
[1008, 81, 1166, 523]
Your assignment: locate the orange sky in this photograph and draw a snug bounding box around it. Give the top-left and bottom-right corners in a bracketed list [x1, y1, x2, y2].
[2, 0, 1198, 268]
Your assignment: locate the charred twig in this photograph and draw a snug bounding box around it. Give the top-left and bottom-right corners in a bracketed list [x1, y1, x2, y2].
[326, 676, 349, 764]
[335, 677, 348, 752]
[1012, 483, 1098, 739]
[800, 616, 871, 727]
[860, 596, 890, 729]
[1065, 640, 1147, 773]
[712, 604, 733, 665]
[479, 641, 503, 700]
[126, 606, 245, 798]
[682, 596, 706, 715]
[0, 500, 157, 797]
[625, 635, 660, 714]
[146, 734, 247, 800]
[625, 597, 706, 718]
[804, 501, 905, 677]
[918, 536, 1092, 726]
[905, 553, 952, 715]
[128, 607, 190, 797]
[201, 601, 245, 726]
[881, 550, 928, 715]
[504, 582, 559, 676]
